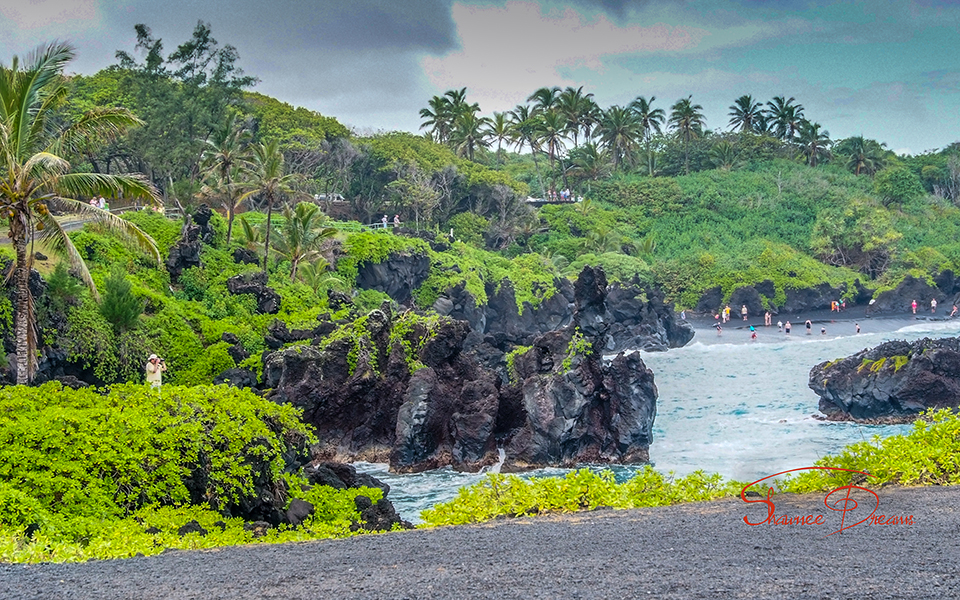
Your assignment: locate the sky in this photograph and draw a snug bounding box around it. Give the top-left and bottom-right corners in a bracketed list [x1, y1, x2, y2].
[1, 0, 959, 155]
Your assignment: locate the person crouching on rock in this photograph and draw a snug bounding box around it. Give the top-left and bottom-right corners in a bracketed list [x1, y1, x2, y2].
[146, 354, 167, 389]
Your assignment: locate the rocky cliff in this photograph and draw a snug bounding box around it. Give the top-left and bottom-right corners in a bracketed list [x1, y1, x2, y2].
[809, 337, 960, 423]
[264, 266, 687, 472]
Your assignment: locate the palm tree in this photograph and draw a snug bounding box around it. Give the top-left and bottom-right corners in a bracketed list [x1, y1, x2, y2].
[567, 142, 610, 193]
[199, 111, 251, 244]
[668, 96, 706, 175]
[509, 105, 545, 193]
[728, 95, 764, 133]
[271, 202, 337, 281]
[839, 135, 885, 176]
[485, 112, 513, 166]
[239, 140, 302, 273]
[449, 111, 491, 162]
[630, 95, 665, 175]
[797, 121, 832, 167]
[709, 140, 738, 171]
[0, 42, 160, 384]
[527, 86, 561, 115]
[535, 110, 567, 171]
[598, 105, 642, 171]
[556, 86, 595, 148]
[419, 95, 453, 143]
[766, 96, 805, 141]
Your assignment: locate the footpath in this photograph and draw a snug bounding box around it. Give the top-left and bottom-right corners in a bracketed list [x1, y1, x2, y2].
[2, 485, 957, 599]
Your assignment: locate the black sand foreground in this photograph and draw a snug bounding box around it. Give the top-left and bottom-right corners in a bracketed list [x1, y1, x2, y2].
[2, 485, 957, 600]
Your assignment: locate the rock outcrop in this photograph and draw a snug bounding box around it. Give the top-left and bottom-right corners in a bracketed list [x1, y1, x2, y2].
[226, 271, 281, 314]
[265, 266, 676, 472]
[809, 337, 960, 423]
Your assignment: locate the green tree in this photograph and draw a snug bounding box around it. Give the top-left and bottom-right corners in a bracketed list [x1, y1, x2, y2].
[669, 96, 706, 175]
[199, 111, 251, 244]
[449, 111, 490, 162]
[0, 42, 160, 384]
[557, 86, 595, 148]
[419, 94, 454, 144]
[510, 104, 545, 194]
[240, 139, 302, 272]
[766, 96, 805, 141]
[485, 112, 512, 166]
[810, 198, 902, 277]
[728, 95, 764, 133]
[99, 266, 144, 332]
[527, 86, 561, 115]
[271, 202, 336, 280]
[797, 121, 831, 167]
[874, 166, 924, 207]
[630, 96, 665, 176]
[837, 135, 886, 176]
[599, 105, 642, 172]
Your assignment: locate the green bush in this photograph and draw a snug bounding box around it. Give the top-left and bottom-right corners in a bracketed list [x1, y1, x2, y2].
[99, 266, 144, 332]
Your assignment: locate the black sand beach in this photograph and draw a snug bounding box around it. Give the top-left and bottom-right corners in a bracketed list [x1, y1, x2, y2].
[3, 485, 957, 600]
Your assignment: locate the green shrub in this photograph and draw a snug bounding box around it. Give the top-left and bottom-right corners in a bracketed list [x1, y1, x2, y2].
[99, 266, 144, 332]
[447, 212, 489, 247]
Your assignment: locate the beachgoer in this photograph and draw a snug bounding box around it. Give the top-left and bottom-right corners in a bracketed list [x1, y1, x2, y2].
[785, 321, 791, 334]
[840, 299, 846, 311]
[805, 319, 812, 335]
[821, 326, 826, 335]
[951, 305, 958, 318]
[777, 320, 783, 331]
[394, 214, 401, 227]
[680, 310, 686, 320]
[764, 311, 771, 326]
[856, 322, 861, 334]
[145, 354, 166, 389]
[741, 305, 748, 321]
[723, 305, 730, 323]
[715, 323, 722, 336]
[931, 298, 938, 314]
[830, 301, 836, 312]
[912, 299, 918, 314]
[751, 330, 757, 341]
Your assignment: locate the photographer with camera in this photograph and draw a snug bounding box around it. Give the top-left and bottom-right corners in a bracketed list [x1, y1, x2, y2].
[145, 354, 167, 389]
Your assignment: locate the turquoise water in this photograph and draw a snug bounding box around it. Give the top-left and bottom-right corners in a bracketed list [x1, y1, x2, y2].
[358, 317, 960, 522]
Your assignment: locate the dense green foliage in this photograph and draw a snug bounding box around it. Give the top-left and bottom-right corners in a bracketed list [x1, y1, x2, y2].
[420, 468, 742, 527]
[0, 383, 395, 563]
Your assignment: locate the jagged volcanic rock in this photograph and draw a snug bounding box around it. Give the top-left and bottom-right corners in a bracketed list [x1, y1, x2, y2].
[809, 337, 960, 423]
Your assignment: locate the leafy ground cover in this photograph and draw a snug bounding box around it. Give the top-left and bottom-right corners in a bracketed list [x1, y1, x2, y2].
[419, 409, 960, 527]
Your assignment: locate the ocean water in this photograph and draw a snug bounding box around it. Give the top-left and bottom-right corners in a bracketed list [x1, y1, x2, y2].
[358, 317, 960, 522]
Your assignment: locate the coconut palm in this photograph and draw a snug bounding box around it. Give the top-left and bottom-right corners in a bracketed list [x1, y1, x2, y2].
[709, 140, 738, 171]
[557, 86, 595, 148]
[527, 86, 561, 115]
[839, 135, 885, 176]
[728, 95, 764, 133]
[668, 96, 706, 175]
[449, 111, 491, 161]
[485, 112, 513, 165]
[199, 111, 251, 244]
[766, 96, 805, 141]
[271, 201, 337, 281]
[239, 139, 302, 273]
[598, 105, 643, 171]
[419, 95, 453, 144]
[797, 121, 832, 167]
[630, 95, 665, 175]
[0, 42, 161, 384]
[535, 110, 567, 171]
[509, 104, 545, 193]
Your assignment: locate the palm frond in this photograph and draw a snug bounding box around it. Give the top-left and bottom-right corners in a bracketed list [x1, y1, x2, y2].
[56, 172, 160, 207]
[34, 209, 100, 299]
[44, 196, 161, 265]
[23, 151, 69, 178]
[51, 107, 144, 156]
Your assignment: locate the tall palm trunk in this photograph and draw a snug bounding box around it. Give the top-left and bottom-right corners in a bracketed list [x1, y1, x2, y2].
[11, 215, 30, 385]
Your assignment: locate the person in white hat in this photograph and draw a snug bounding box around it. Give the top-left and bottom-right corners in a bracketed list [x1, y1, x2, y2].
[145, 354, 166, 388]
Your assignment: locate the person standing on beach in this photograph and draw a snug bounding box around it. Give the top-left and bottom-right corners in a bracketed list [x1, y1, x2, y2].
[805, 319, 812, 335]
[856, 322, 861, 334]
[932, 298, 938, 314]
[777, 320, 783, 331]
[785, 321, 791, 334]
[741, 305, 748, 321]
[764, 311, 772, 326]
[912, 299, 918, 314]
[951, 305, 958, 318]
[821, 326, 827, 335]
[714, 323, 722, 336]
[750, 326, 757, 341]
